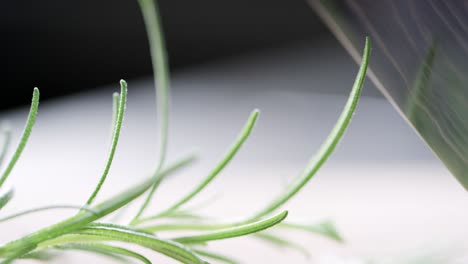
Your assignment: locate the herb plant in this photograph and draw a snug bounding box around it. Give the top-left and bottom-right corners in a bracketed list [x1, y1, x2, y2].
[0, 0, 370, 263]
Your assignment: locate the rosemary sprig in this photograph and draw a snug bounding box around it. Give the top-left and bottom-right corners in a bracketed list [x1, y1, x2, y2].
[0, 88, 39, 189]
[0, 0, 371, 262]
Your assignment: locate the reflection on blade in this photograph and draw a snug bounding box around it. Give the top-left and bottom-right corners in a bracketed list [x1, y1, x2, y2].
[308, 0, 468, 189]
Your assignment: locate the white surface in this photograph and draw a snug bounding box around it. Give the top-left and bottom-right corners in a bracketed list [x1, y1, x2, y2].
[0, 45, 467, 263]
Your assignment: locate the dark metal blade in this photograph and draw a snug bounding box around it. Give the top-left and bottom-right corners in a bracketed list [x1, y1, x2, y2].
[309, 0, 468, 189]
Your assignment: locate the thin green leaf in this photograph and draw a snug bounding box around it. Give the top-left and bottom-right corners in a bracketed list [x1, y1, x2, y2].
[37, 234, 109, 249]
[88, 222, 154, 235]
[0, 188, 14, 211]
[74, 226, 205, 264]
[112, 92, 121, 130]
[38, 230, 200, 264]
[56, 244, 128, 263]
[253, 232, 310, 257]
[0, 155, 195, 259]
[193, 249, 239, 264]
[57, 243, 152, 264]
[86, 80, 128, 205]
[173, 211, 288, 244]
[0, 124, 12, 167]
[0, 205, 96, 223]
[278, 221, 343, 242]
[138, 110, 259, 224]
[39, 233, 207, 250]
[0, 88, 40, 189]
[133, 0, 171, 221]
[140, 222, 228, 233]
[20, 250, 57, 261]
[250, 37, 370, 219]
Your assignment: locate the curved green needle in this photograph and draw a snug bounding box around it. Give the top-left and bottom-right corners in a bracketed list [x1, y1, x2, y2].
[85, 80, 128, 205]
[173, 211, 288, 244]
[138, 110, 259, 224]
[0, 88, 40, 189]
[132, 0, 171, 221]
[74, 226, 205, 263]
[249, 37, 370, 219]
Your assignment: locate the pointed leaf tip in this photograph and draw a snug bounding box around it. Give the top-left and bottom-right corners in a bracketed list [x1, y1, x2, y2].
[33, 88, 40, 97]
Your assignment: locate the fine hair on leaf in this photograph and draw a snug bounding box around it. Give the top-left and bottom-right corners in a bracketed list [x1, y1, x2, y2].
[85, 80, 128, 206]
[0, 88, 39, 189]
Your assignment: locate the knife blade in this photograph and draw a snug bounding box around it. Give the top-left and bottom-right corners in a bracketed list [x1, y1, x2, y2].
[309, 0, 468, 189]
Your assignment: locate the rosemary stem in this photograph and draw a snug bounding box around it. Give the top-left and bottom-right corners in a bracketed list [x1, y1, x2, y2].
[132, 0, 171, 222]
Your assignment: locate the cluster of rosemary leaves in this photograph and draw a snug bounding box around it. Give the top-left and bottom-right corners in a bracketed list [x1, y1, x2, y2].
[0, 0, 370, 263]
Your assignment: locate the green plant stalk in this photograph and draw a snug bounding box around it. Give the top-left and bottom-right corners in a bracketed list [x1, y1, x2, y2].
[137, 110, 260, 224]
[86, 80, 128, 205]
[133, 0, 171, 221]
[0, 154, 195, 260]
[0, 88, 39, 189]
[248, 37, 370, 220]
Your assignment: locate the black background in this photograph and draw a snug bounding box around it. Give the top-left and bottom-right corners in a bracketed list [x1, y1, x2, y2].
[1, 1, 327, 109]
